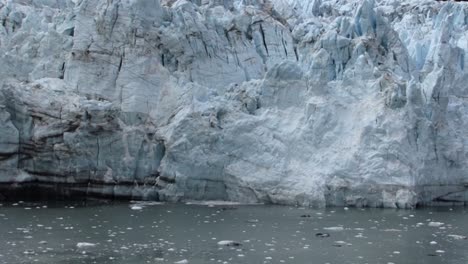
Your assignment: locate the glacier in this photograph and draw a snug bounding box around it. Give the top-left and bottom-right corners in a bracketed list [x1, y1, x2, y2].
[0, 0, 467, 208]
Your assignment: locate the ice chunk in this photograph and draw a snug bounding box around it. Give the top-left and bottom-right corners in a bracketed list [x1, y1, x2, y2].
[324, 226, 344, 231]
[76, 242, 97, 248]
[428, 222, 444, 227]
[447, 234, 467, 240]
[217, 240, 242, 247]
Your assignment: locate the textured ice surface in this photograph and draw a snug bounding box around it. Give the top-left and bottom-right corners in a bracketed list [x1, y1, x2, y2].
[0, 0, 468, 207]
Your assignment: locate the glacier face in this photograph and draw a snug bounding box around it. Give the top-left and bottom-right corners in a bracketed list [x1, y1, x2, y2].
[0, 0, 467, 207]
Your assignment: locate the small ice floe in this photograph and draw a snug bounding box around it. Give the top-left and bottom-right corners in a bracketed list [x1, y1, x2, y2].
[435, 250, 445, 254]
[332, 241, 352, 247]
[315, 233, 330, 238]
[429, 241, 437, 245]
[133, 201, 165, 206]
[174, 259, 188, 264]
[324, 226, 344, 231]
[129, 201, 164, 210]
[185, 200, 242, 206]
[76, 242, 97, 248]
[217, 240, 242, 247]
[130, 205, 143, 210]
[382, 229, 401, 232]
[354, 233, 366, 238]
[447, 234, 467, 240]
[428, 222, 444, 227]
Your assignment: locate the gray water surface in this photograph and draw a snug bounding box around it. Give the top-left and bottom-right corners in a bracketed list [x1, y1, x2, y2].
[0, 201, 467, 264]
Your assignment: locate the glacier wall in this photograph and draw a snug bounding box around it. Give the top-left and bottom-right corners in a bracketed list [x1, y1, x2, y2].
[0, 0, 468, 207]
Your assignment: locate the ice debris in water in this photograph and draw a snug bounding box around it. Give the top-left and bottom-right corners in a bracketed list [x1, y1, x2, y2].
[324, 226, 344, 231]
[333, 241, 352, 247]
[174, 259, 188, 264]
[130, 205, 143, 210]
[217, 240, 242, 247]
[76, 242, 97, 248]
[185, 201, 243, 206]
[315, 233, 331, 238]
[447, 234, 467, 240]
[428, 222, 444, 227]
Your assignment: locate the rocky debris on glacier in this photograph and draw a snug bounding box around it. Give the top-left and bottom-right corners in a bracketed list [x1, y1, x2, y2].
[0, 0, 468, 208]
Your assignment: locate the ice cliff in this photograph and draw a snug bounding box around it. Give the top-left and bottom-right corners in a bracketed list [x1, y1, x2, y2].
[0, 0, 468, 208]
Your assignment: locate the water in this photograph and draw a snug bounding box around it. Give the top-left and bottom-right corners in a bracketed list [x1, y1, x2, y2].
[0, 201, 467, 264]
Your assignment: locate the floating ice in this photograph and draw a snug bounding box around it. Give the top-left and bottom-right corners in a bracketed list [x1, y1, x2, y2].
[428, 222, 444, 227]
[333, 241, 352, 247]
[76, 242, 97, 248]
[217, 240, 242, 247]
[185, 201, 244, 206]
[324, 227, 344, 231]
[447, 234, 467, 240]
